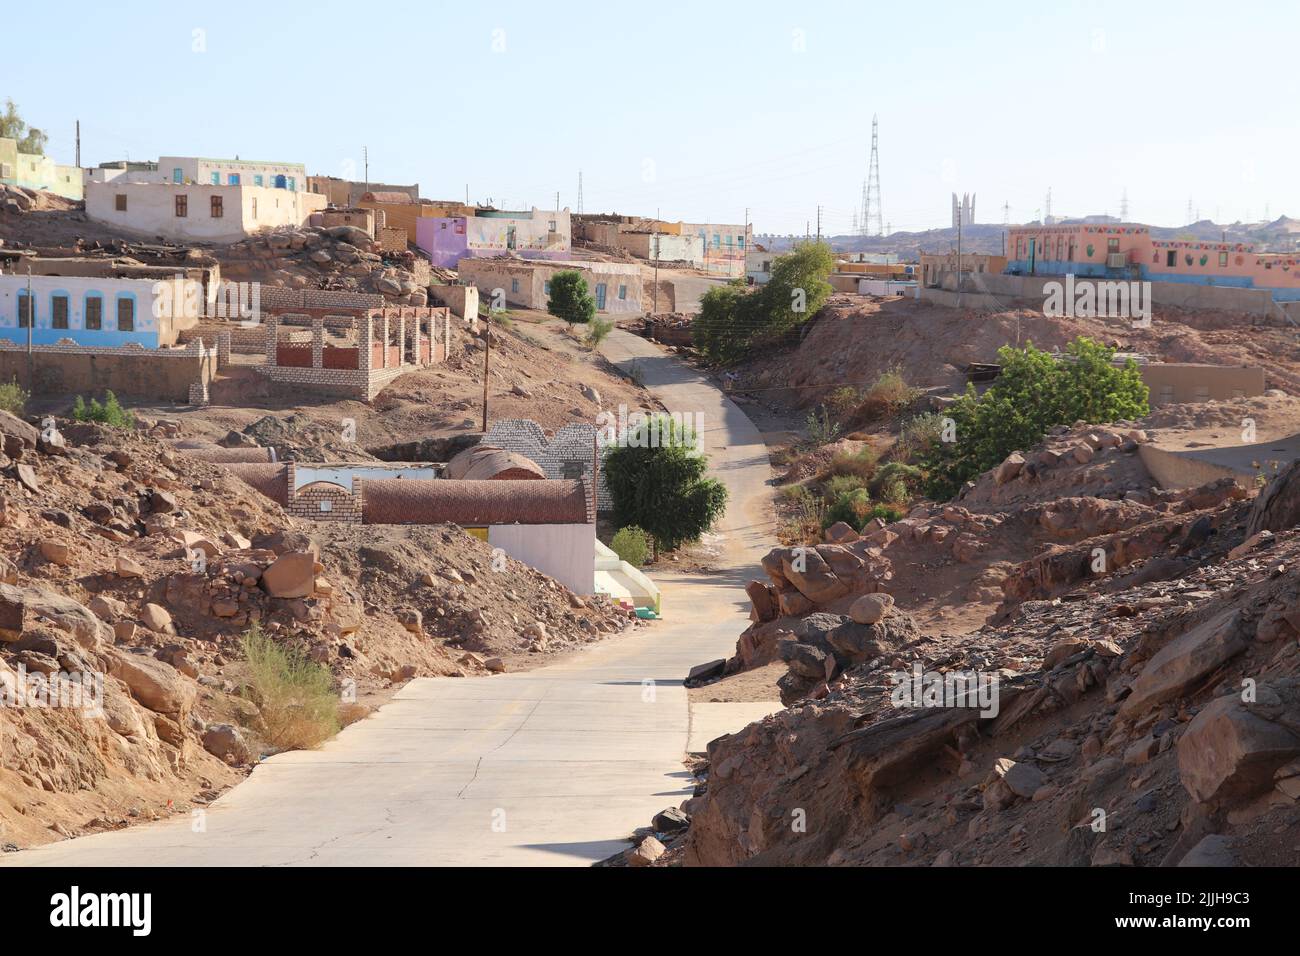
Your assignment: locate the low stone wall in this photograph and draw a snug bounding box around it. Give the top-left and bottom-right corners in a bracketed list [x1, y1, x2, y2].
[0, 339, 216, 403]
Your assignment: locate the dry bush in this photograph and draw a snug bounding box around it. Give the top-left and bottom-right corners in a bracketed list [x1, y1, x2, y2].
[241, 625, 341, 752]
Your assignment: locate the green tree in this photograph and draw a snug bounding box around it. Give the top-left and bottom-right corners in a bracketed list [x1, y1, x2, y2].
[547, 270, 596, 325]
[692, 241, 835, 363]
[920, 337, 1148, 500]
[0, 100, 47, 154]
[602, 415, 728, 554]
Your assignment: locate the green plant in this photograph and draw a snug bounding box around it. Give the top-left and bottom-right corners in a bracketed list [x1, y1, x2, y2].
[827, 445, 880, 481]
[0, 99, 47, 154]
[871, 461, 923, 504]
[585, 316, 614, 347]
[824, 385, 861, 420]
[823, 474, 868, 500]
[896, 411, 945, 461]
[547, 270, 596, 325]
[69, 390, 134, 429]
[0, 377, 29, 416]
[240, 625, 340, 751]
[806, 404, 841, 444]
[693, 241, 835, 363]
[860, 504, 904, 527]
[859, 366, 918, 419]
[602, 415, 728, 554]
[921, 337, 1148, 500]
[610, 525, 650, 567]
[823, 487, 872, 529]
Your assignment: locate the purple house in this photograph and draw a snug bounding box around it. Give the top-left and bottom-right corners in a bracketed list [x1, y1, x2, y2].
[416, 209, 572, 268]
[417, 217, 469, 268]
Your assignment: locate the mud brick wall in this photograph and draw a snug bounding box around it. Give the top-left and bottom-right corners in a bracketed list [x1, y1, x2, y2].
[0, 340, 217, 403]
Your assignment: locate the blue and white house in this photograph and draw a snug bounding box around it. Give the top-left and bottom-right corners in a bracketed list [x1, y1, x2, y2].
[0, 275, 192, 348]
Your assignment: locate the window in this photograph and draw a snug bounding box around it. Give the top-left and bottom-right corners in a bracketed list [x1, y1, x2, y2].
[17, 291, 32, 327]
[559, 460, 585, 479]
[1107, 237, 1119, 251]
[175, 194, 188, 217]
[116, 297, 134, 331]
[51, 294, 69, 329]
[543, 281, 551, 295]
[210, 195, 224, 218]
[618, 284, 627, 300]
[172, 167, 183, 184]
[85, 296, 103, 330]
[254, 174, 263, 187]
[738, 235, 745, 247]
[548, 220, 557, 232]
[115, 193, 127, 211]
[287, 177, 296, 192]
[1158, 385, 1174, 404]
[228, 173, 240, 185]
[210, 172, 220, 185]
[1219, 252, 1229, 267]
[510, 278, 519, 293]
[1166, 250, 1177, 267]
[713, 233, 721, 247]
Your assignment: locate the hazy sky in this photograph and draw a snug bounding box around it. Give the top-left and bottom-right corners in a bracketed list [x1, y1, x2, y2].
[4, 0, 1296, 235]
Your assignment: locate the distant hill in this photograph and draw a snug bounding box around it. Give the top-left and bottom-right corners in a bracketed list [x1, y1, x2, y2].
[755, 213, 1300, 260]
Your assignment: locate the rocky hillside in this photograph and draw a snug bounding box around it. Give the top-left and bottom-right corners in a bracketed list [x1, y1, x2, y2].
[677, 430, 1300, 867]
[0, 410, 631, 849]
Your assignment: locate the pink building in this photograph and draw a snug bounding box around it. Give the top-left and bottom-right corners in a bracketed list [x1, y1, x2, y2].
[1006, 222, 1300, 300]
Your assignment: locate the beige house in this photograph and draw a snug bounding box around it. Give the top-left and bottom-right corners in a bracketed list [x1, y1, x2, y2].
[457, 258, 643, 314]
[0, 137, 82, 200]
[86, 181, 326, 243]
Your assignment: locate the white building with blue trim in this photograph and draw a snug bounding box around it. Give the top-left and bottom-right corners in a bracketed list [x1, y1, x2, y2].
[0, 275, 194, 348]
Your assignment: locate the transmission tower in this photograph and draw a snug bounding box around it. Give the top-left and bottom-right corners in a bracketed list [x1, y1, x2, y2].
[1002, 201, 1010, 226]
[862, 115, 883, 237]
[1045, 187, 1052, 223]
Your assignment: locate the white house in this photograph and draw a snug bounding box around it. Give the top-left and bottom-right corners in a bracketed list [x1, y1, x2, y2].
[85, 181, 326, 243]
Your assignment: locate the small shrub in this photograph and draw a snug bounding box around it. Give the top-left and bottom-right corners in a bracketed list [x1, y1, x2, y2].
[823, 474, 868, 500]
[547, 270, 596, 325]
[824, 385, 860, 421]
[70, 390, 134, 429]
[871, 461, 923, 504]
[0, 378, 28, 416]
[610, 525, 650, 567]
[823, 487, 872, 529]
[859, 366, 917, 419]
[827, 445, 879, 481]
[806, 405, 841, 445]
[585, 316, 614, 348]
[860, 504, 904, 527]
[240, 625, 340, 752]
[895, 411, 945, 461]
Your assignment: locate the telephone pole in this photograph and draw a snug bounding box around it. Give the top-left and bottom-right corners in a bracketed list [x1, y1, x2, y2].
[956, 213, 963, 310]
[481, 311, 492, 432]
[816, 205, 822, 241]
[577, 171, 583, 215]
[363, 146, 369, 192]
[652, 208, 660, 314]
[75, 120, 80, 168]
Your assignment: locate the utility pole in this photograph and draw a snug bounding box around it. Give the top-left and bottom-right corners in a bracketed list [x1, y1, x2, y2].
[555, 191, 560, 211]
[481, 310, 492, 433]
[652, 207, 660, 314]
[577, 170, 583, 215]
[465, 183, 469, 205]
[25, 268, 33, 392]
[363, 146, 369, 192]
[816, 205, 822, 241]
[75, 120, 80, 168]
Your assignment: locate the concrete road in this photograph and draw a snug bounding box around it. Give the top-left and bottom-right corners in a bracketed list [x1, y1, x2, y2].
[3, 329, 775, 867]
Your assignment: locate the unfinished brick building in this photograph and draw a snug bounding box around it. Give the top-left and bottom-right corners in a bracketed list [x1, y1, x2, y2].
[252, 286, 451, 400]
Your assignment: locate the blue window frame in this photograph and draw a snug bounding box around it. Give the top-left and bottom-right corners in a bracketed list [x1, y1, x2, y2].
[543, 281, 552, 295]
[209, 172, 220, 185]
[228, 173, 240, 185]
[594, 283, 607, 310]
[618, 284, 627, 300]
[254, 174, 264, 187]
[172, 167, 183, 183]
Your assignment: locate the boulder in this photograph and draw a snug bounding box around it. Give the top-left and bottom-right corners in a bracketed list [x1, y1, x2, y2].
[140, 603, 174, 633]
[994, 452, 1025, 485]
[1176, 689, 1300, 805]
[1120, 609, 1247, 717]
[38, 539, 71, 566]
[116, 554, 145, 578]
[107, 648, 196, 717]
[849, 592, 894, 625]
[0, 583, 106, 647]
[202, 723, 252, 763]
[746, 580, 778, 622]
[261, 551, 316, 598]
[625, 834, 665, 866]
[824, 521, 859, 544]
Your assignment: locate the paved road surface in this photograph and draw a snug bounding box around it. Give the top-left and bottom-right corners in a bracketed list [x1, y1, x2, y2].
[3, 328, 775, 867]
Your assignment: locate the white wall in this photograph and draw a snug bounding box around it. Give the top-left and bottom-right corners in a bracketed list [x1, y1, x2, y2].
[86, 182, 326, 243]
[158, 156, 308, 190]
[489, 523, 595, 595]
